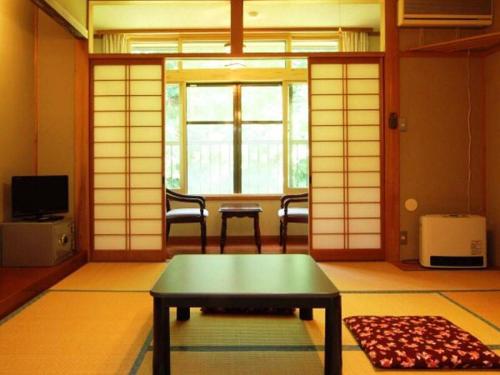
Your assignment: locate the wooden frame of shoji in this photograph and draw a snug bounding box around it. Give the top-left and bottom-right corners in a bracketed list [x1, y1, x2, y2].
[90, 59, 166, 261]
[308, 57, 384, 261]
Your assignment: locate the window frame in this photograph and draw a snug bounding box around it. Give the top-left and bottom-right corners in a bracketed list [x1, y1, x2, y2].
[184, 82, 285, 195]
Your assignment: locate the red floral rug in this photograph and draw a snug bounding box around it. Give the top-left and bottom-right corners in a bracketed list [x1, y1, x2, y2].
[344, 316, 500, 369]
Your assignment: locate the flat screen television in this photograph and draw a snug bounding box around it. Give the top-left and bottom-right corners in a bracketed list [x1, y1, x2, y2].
[11, 175, 68, 221]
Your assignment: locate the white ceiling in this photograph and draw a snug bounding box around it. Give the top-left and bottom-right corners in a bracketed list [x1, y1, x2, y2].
[92, 0, 382, 31]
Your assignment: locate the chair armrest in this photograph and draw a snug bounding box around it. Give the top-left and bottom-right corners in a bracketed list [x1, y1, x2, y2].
[281, 193, 308, 214]
[166, 189, 206, 213]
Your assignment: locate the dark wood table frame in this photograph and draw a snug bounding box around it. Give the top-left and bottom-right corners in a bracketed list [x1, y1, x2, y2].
[219, 203, 263, 253]
[151, 254, 342, 375]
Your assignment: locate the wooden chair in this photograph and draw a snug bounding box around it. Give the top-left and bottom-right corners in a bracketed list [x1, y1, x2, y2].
[166, 189, 208, 253]
[278, 193, 308, 253]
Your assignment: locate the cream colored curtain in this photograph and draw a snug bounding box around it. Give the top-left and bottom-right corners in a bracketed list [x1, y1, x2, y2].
[340, 31, 369, 52]
[102, 34, 128, 53]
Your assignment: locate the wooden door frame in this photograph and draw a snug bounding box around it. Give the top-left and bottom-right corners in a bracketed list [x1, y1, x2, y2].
[83, 0, 401, 262]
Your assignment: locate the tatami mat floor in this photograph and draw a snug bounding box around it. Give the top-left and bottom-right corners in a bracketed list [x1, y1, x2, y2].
[1, 260, 499, 374]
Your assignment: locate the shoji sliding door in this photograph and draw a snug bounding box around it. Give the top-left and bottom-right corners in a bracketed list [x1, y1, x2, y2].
[91, 60, 165, 261]
[309, 58, 383, 260]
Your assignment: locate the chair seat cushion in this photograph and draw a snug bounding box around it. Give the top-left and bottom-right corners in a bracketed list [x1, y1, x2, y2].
[166, 208, 209, 219]
[278, 208, 308, 218]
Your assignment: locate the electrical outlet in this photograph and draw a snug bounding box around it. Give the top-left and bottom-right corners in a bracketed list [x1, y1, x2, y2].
[400, 230, 408, 245]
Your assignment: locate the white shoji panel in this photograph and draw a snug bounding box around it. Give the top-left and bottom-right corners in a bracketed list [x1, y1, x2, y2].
[92, 62, 164, 253]
[310, 62, 381, 252]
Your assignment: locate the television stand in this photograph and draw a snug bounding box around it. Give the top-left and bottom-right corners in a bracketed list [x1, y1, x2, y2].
[21, 215, 65, 222]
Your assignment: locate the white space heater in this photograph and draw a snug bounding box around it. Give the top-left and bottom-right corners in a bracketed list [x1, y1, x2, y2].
[419, 215, 487, 268]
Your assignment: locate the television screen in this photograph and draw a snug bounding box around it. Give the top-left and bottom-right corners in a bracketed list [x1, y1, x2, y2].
[11, 175, 68, 219]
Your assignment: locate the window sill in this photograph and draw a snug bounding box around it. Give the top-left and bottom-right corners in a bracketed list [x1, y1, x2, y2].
[204, 194, 282, 201]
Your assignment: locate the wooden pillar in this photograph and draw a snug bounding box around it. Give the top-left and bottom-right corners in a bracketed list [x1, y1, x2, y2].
[230, 0, 243, 55]
[384, 0, 401, 262]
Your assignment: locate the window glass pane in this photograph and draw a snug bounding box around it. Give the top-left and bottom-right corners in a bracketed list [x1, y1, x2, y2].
[182, 41, 228, 54]
[291, 39, 339, 53]
[241, 85, 282, 122]
[243, 41, 286, 68]
[289, 83, 309, 188]
[130, 40, 178, 54]
[291, 39, 339, 68]
[187, 85, 233, 122]
[187, 125, 234, 194]
[183, 58, 285, 69]
[244, 40, 286, 53]
[242, 124, 283, 194]
[165, 84, 181, 189]
[183, 60, 230, 70]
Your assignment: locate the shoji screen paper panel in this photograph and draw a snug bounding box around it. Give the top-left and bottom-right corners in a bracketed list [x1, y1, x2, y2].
[309, 59, 383, 260]
[92, 61, 164, 259]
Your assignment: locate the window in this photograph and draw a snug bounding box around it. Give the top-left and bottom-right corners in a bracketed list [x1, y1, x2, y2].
[291, 39, 340, 68]
[186, 85, 234, 194]
[165, 84, 181, 189]
[243, 41, 286, 68]
[288, 83, 309, 188]
[241, 85, 283, 193]
[186, 84, 283, 194]
[130, 40, 179, 70]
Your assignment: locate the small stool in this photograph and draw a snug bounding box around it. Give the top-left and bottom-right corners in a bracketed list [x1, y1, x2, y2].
[219, 203, 263, 253]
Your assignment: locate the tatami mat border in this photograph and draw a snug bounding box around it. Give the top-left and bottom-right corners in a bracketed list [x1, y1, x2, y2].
[129, 329, 153, 375]
[437, 292, 500, 332]
[0, 291, 48, 326]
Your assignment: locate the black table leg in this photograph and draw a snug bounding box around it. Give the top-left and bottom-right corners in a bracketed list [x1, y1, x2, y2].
[153, 298, 170, 375]
[177, 307, 190, 321]
[299, 307, 313, 321]
[220, 215, 227, 253]
[254, 213, 261, 253]
[324, 296, 342, 375]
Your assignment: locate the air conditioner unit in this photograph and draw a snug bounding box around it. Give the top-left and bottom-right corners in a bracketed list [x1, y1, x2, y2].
[419, 215, 486, 268]
[398, 0, 493, 27]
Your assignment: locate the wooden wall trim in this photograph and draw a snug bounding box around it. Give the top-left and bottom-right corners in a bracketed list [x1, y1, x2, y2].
[384, 0, 401, 262]
[74, 39, 90, 257]
[89, 52, 385, 60]
[31, 0, 88, 39]
[33, 9, 39, 175]
[310, 249, 384, 261]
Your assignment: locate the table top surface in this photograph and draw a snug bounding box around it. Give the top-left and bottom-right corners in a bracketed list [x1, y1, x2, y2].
[150, 254, 338, 298]
[219, 203, 263, 213]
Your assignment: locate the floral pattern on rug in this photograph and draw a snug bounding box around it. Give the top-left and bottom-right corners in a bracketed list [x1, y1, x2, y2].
[344, 316, 500, 369]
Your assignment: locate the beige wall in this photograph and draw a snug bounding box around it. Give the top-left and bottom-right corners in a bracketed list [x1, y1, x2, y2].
[485, 51, 500, 266]
[37, 10, 75, 217]
[0, 3, 77, 223]
[399, 57, 485, 260]
[169, 199, 308, 237]
[0, 0, 35, 222]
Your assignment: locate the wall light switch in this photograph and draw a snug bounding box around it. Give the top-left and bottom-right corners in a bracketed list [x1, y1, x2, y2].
[399, 117, 407, 132]
[400, 230, 408, 245]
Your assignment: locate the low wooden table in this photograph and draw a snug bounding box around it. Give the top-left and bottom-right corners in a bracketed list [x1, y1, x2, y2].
[219, 203, 263, 253]
[150, 254, 342, 375]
